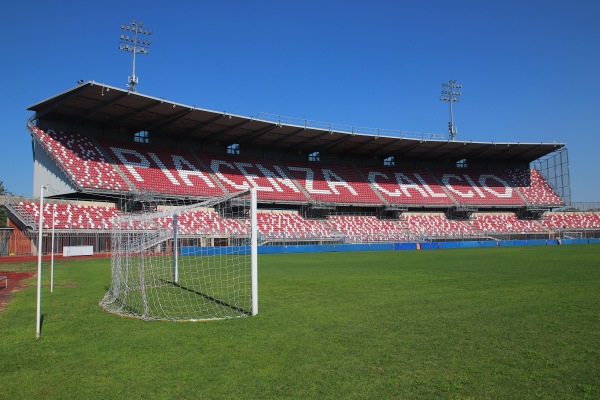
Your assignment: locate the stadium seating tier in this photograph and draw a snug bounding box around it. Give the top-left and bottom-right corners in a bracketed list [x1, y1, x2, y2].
[197, 154, 309, 202]
[101, 140, 226, 197]
[540, 213, 600, 230]
[361, 167, 454, 205]
[280, 161, 383, 205]
[31, 127, 130, 191]
[257, 212, 334, 239]
[30, 127, 566, 210]
[400, 214, 477, 238]
[505, 168, 564, 206]
[19, 202, 119, 230]
[325, 215, 410, 242]
[429, 169, 525, 206]
[11, 201, 600, 240]
[470, 213, 547, 233]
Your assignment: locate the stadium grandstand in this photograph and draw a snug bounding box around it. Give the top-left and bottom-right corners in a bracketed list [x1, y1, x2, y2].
[2, 80, 597, 256]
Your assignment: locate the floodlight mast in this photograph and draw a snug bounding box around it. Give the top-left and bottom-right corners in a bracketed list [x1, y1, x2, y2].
[440, 80, 462, 141]
[119, 20, 152, 92]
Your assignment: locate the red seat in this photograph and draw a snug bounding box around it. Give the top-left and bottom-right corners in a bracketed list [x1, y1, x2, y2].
[325, 215, 409, 242]
[399, 214, 476, 238]
[470, 213, 547, 233]
[198, 154, 308, 202]
[101, 140, 225, 197]
[505, 168, 564, 206]
[30, 127, 129, 192]
[281, 161, 383, 205]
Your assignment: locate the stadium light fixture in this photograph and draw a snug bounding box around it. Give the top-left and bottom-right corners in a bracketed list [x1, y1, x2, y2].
[119, 20, 152, 92]
[439, 79, 462, 141]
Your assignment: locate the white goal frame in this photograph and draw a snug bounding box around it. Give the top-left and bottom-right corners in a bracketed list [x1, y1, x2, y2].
[100, 188, 258, 321]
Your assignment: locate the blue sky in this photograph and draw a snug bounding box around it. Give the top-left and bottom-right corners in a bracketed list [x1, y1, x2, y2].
[1, 0, 598, 202]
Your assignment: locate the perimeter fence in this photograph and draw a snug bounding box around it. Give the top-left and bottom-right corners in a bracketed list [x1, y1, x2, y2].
[3, 227, 599, 257]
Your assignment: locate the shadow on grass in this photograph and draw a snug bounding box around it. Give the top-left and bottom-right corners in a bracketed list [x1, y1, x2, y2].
[162, 279, 251, 316]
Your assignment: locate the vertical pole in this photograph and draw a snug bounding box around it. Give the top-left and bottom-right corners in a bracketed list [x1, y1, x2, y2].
[449, 98, 455, 141]
[250, 188, 258, 316]
[131, 24, 138, 91]
[36, 186, 45, 340]
[173, 213, 179, 284]
[51, 210, 55, 293]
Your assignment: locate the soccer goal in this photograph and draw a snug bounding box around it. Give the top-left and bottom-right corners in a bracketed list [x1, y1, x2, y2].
[100, 189, 258, 321]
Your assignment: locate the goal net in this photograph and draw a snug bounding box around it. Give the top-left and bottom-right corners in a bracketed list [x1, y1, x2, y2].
[100, 189, 258, 321]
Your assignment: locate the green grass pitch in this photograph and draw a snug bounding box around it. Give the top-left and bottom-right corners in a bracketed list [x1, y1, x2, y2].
[1, 245, 599, 399]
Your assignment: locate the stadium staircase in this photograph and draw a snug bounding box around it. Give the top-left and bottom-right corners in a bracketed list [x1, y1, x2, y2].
[88, 136, 137, 193]
[192, 154, 230, 196]
[272, 163, 313, 203]
[4, 195, 38, 230]
[356, 167, 388, 205]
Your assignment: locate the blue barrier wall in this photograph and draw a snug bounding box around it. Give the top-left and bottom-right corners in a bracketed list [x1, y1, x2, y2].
[395, 243, 419, 250]
[419, 242, 439, 250]
[368, 243, 395, 251]
[438, 242, 459, 249]
[257, 246, 285, 254]
[560, 239, 588, 245]
[181, 238, 598, 256]
[499, 239, 550, 247]
[439, 240, 497, 249]
[181, 245, 250, 256]
[514, 239, 546, 247]
[250, 243, 395, 255]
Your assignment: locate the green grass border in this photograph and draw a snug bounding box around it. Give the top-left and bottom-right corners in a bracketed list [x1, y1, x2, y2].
[1, 245, 599, 399]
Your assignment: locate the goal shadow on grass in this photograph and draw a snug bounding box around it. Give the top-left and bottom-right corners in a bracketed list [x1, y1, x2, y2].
[160, 279, 251, 317]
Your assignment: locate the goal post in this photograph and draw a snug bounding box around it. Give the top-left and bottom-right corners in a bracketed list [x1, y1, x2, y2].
[100, 189, 258, 321]
[251, 187, 258, 316]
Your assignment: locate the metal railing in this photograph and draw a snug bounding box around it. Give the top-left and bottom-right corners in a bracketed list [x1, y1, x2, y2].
[256, 112, 445, 141]
[567, 203, 600, 212]
[2, 226, 600, 256]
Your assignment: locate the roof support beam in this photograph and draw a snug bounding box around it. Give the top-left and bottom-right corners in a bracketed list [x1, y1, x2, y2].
[369, 139, 404, 155]
[318, 134, 356, 153]
[268, 127, 308, 147]
[214, 119, 253, 135]
[110, 99, 163, 124]
[182, 114, 226, 136]
[494, 143, 521, 159]
[342, 136, 380, 154]
[426, 142, 465, 160]
[392, 140, 427, 157]
[515, 144, 549, 160]
[74, 92, 131, 123]
[238, 125, 278, 145]
[32, 90, 84, 121]
[144, 107, 195, 132]
[458, 143, 495, 160]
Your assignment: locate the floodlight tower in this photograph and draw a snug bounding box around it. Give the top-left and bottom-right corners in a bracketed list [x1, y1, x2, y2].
[440, 80, 462, 141]
[119, 20, 152, 92]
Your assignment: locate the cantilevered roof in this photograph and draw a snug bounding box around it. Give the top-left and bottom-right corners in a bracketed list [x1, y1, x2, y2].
[28, 81, 564, 163]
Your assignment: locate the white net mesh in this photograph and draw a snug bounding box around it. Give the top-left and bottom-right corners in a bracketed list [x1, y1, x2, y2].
[100, 191, 255, 321]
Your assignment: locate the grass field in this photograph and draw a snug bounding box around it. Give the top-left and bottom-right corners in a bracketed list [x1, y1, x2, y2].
[1, 245, 599, 399]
